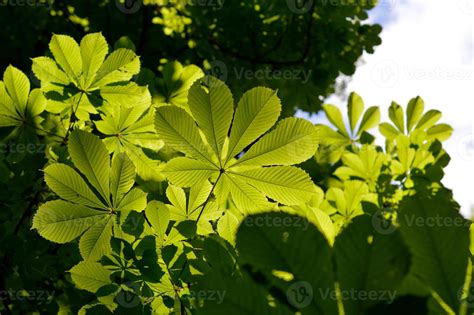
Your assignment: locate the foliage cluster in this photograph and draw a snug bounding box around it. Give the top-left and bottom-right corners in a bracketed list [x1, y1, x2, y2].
[0, 32, 471, 315]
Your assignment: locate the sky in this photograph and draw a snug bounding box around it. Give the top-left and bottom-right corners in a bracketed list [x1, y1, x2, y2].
[303, 0, 473, 215]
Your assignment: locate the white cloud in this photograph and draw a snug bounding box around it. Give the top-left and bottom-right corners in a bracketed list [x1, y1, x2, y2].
[322, 0, 473, 215]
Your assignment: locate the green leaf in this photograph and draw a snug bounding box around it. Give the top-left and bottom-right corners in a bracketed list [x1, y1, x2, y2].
[235, 117, 318, 167]
[91, 48, 140, 87]
[227, 87, 281, 160]
[416, 109, 441, 130]
[221, 173, 270, 213]
[231, 166, 316, 205]
[32, 200, 105, 243]
[68, 130, 111, 202]
[122, 141, 166, 184]
[357, 106, 380, 136]
[314, 125, 349, 163]
[163, 157, 218, 187]
[36, 130, 145, 262]
[192, 237, 291, 314]
[217, 210, 241, 245]
[110, 153, 135, 205]
[100, 82, 151, 108]
[153, 61, 204, 108]
[44, 163, 106, 209]
[0, 67, 46, 140]
[348, 92, 364, 133]
[326, 181, 371, 219]
[3, 65, 30, 114]
[398, 188, 470, 313]
[323, 104, 349, 137]
[114, 36, 136, 51]
[79, 32, 109, 89]
[49, 34, 82, 83]
[426, 124, 453, 141]
[145, 200, 170, 242]
[188, 77, 234, 159]
[389, 101, 405, 133]
[116, 188, 147, 213]
[166, 184, 187, 212]
[188, 182, 214, 217]
[236, 213, 338, 314]
[306, 206, 335, 246]
[406, 96, 424, 132]
[70, 261, 112, 293]
[31, 56, 70, 86]
[26, 89, 47, 118]
[79, 216, 114, 261]
[379, 122, 400, 139]
[155, 106, 215, 165]
[335, 145, 386, 187]
[0, 83, 18, 127]
[335, 216, 410, 314]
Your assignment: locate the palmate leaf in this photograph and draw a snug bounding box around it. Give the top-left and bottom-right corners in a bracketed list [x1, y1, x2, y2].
[398, 187, 470, 314]
[323, 180, 377, 223]
[0, 66, 46, 140]
[32, 33, 149, 120]
[146, 183, 221, 237]
[156, 77, 319, 214]
[33, 130, 147, 261]
[334, 144, 387, 189]
[96, 103, 165, 184]
[379, 96, 453, 141]
[316, 93, 380, 163]
[322, 92, 380, 140]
